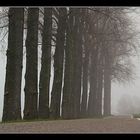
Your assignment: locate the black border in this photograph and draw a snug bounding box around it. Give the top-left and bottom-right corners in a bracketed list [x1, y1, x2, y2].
[0, 133, 140, 138]
[0, 0, 140, 6]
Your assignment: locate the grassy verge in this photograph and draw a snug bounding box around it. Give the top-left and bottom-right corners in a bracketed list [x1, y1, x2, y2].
[0, 117, 64, 124]
[0, 115, 108, 124]
[133, 114, 140, 118]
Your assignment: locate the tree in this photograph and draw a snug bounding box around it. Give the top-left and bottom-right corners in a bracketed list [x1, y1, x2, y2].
[50, 8, 67, 119]
[87, 45, 98, 117]
[38, 8, 52, 119]
[80, 32, 90, 118]
[80, 9, 93, 118]
[62, 8, 74, 119]
[96, 46, 104, 117]
[2, 8, 24, 121]
[24, 8, 39, 120]
[103, 48, 111, 116]
[72, 9, 83, 118]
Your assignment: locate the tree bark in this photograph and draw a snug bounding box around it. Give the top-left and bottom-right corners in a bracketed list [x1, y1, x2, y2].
[72, 9, 83, 118]
[50, 8, 67, 119]
[62, 8, 74, 119]
[87, 46, 98, 117]
[2, 8, 24, 121]
[38, 8, 52, 119]
[24, 8, 39, 120]
[96, 50, 103, 117]
[103, 50, 111, 116]
[80, 35, 90, 118]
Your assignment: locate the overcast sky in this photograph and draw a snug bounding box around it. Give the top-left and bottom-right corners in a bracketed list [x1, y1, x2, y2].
[1, 8, 140, 121]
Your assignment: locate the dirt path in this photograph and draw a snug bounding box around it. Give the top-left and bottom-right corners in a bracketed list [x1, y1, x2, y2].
[0, 116, 140, 133]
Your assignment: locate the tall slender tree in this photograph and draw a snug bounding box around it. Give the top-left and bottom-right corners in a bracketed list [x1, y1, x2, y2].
[80, 10, 90, 117]
[96, 48, 104, 117]
[50, 8, 67, 119]
[2, 8, 24, 121]
[87, 41, 99, 117]
[62, 8, 74, 119]
[24, 8, 39, 120]
[103, 48, 111, 116]
[72, 9, 83, 118]
[80, 33, 90, 118]
[38, 8, 52, 119]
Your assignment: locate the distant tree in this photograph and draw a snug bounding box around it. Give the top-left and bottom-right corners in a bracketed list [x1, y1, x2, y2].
[117, 94, 135, 115]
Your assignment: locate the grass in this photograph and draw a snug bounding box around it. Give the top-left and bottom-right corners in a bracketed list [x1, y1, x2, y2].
[0, 117, 64, 124]
[0, 115, 109, 124]
[133, 113, 140, 118]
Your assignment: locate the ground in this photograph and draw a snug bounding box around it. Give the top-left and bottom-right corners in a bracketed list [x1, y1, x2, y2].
[0, 115, 140, 133]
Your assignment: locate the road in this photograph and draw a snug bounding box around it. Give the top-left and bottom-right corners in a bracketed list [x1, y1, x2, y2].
[0, 116, 140, 133]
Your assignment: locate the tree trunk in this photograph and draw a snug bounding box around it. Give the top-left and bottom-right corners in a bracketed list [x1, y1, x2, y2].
[24, 8, 39, 120]
[50, 8, 67, 119]
[96, 51, 103, 117]
[80, 35, 90, 118]
[2, 8, 24, 121]
[62, 8, 74, 119]
[38, 8, 52, 119]
[103, 50, 111, 116]
[72, 10, 83, 118]
[87, 46, 98, 117]
[80, 11, 90, 117]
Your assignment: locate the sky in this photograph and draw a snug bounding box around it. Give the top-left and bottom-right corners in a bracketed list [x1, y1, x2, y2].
[1, 8, 140, 121]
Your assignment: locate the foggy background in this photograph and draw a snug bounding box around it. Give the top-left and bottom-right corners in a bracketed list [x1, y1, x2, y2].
[1, 7, 140, 121]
